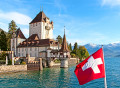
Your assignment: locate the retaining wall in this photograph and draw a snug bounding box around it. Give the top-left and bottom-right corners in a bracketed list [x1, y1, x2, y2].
[0, 65, 27, 73]
[68, 58, 78, 65]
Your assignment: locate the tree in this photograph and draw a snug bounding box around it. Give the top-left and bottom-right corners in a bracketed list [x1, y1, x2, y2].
[72, 42, 78, 54]
[7, 20, 17, 50]
[0, 31, 7, 51]
[8, 20, 17, 34]
[70, 42, 89, 60]
[68, 43, 72, 51]
[73, 42, 78, 51]
[56, 35, 62, 44]
[79, 46, 89, 60]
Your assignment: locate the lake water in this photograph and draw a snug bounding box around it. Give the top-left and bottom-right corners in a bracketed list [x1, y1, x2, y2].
[0, 57, 120, 88]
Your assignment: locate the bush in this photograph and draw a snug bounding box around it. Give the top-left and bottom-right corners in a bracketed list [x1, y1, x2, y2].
[71, 53, 76, 58]
[0, 60, 6, 65]
[8, 59, 15, 65]
[54, 59, 60, 63]
[0, 52, 8, 60]
[21, 61, 26, 65]
[20, 59, 24, 64]
[8, 59, 12, 65]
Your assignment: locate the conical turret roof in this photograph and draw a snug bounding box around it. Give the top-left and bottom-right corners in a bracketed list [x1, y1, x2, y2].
[59, 31, 69, 52]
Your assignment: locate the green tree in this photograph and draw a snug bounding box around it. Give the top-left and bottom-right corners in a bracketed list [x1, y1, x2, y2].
[7, 20, 17, 50]
[68, 43, 72, 51]
[79, 46, 89, 60]
[72, 42, 78, 54]
[56, 35, 62, 44]
[8, 20, 17, 34]
[0, 52, 7, 64]
[0, 31, 7, 51]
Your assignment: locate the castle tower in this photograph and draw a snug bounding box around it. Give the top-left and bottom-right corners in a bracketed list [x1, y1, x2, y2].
[29, 11, 53, 39]
[59, 28, 70, 68]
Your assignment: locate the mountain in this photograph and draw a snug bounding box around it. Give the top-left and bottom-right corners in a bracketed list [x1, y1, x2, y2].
[84, 43, 120, 57]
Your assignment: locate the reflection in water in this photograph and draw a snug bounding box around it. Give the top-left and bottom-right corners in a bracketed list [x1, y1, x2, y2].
[0, 58, 120, 88]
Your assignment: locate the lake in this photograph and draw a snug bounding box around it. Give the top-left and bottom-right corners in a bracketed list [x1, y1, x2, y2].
[0, 57, 120, 88]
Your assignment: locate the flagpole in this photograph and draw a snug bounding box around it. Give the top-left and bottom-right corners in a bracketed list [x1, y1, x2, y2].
[102, 45, 107, 88]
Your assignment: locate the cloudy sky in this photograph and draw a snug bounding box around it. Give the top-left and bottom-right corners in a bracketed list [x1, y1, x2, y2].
[0, 0, 120, 45]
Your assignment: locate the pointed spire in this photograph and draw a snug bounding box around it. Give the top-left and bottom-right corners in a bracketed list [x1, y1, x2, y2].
[40, 6, 41, 12]
[64, 26, 65, 35]
[42, 6, 43, 11]
[59, 26, 69, 52]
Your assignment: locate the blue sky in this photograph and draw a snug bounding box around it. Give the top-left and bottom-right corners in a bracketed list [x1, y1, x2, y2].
[0, 0, 120, 45]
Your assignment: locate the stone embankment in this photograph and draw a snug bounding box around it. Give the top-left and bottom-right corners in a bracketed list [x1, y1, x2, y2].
[0, 65, 27, 73]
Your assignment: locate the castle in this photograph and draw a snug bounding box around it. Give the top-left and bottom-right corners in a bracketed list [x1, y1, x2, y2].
[11, 11, 71, 67]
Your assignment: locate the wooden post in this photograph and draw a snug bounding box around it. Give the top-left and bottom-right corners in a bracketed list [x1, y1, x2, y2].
[39, 58, 43, 71]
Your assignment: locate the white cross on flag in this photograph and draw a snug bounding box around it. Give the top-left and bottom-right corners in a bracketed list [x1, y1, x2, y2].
[74, 48, 105, 85]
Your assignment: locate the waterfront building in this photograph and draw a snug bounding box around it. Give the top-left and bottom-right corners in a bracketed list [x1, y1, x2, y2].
[10, 11, 63, 58]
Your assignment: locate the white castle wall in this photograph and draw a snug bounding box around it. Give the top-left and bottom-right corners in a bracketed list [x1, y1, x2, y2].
[29, 21, 53, 39]
[17, 45, 59, 58]
[29, 22, 42, 39]
[18, 47, 48, 57]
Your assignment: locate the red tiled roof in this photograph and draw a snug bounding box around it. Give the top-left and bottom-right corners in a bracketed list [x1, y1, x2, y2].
[27, 34, 39, 41]
[16, 28, 26, 39]
[17, 34, 59, 48]
[30, 11, 49, 24]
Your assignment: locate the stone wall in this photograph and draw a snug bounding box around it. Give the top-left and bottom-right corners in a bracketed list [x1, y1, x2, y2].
[68, 58, 78, 65]
[0, 65, 27, 73]
[27, 61, 40, 70]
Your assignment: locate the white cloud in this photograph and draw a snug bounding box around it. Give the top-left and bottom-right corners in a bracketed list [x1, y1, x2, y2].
[102, 0, 120, 6]
[0, 22, 8, 32]
[0, 11, 32, 25]
[67, 39, 85, 46]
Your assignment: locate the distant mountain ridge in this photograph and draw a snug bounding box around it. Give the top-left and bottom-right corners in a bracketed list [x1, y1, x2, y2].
[84, 43, 120, 57]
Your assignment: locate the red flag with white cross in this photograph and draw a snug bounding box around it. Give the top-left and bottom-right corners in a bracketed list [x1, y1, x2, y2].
[74, 48, 105, 85]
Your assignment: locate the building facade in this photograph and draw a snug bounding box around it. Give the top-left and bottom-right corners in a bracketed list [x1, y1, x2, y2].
[29, 11, 53, 39]
[11, 11, 60, 58]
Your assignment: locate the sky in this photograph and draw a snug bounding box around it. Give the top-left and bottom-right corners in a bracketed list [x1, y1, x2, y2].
[0, 0, 120, 45]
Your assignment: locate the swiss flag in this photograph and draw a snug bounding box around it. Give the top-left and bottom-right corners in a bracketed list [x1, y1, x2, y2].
[74, 48, 105, 85]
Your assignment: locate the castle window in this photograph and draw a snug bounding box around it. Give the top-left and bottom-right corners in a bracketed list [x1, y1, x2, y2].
[18, 53, 20, 57]
[30, 53, 32, 57]
[35, 53, 37, 57]
[22, 48, 24, 51]
[35, 47, 37, 51]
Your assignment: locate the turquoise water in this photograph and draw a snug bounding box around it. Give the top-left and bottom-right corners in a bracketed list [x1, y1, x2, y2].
[0, 57, 120, 88]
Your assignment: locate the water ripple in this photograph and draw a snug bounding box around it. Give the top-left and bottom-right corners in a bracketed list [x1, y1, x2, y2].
[0, 57, 119, 88]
